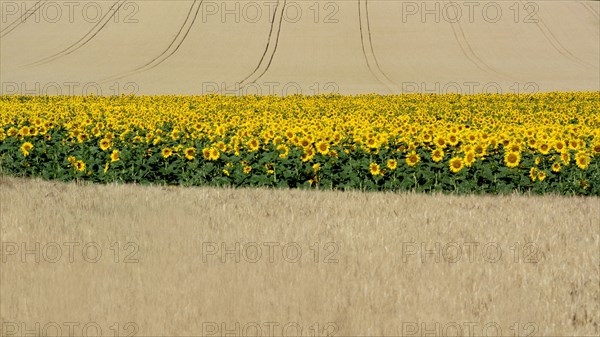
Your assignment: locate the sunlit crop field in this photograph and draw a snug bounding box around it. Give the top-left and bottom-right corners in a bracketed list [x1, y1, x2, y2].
[1, 92, 598, 194]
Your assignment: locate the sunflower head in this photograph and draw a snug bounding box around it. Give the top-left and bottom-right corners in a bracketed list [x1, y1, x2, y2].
[560, 151, 570, 165]
[209, 148, 220, 161]
[161, 148, 173, 159]
[432, 148, 444, 163]
[247, 138, 260, 152]
[99, 138, 111, 151]
[369, 163, 381, 176]
[406, 151, 421, 167]
[387, 159, 397, 170]
[202, 148, 211, 160]
[529, 167, 537, 182]
[20, 142, 33, 156]
[537, 170, 546, 181]
[463, 151, 476, 167]
[277, 144, 289, 159]
[75, 160, 86, 172]
[184, 147, 196, 160]
[316, 141, 329, 155]
[575, 152, 590, 170]
[110, 150, 120, 162]
[504, 151, 521, 168]
[449, 157, 463, 173]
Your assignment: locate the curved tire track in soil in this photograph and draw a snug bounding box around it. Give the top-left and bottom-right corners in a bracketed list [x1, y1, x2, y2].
[358, 0, 396, 93]
[100, 0, 204, 83]
[581, 1, 599, 19]
[524, 0, 596, 69]
[25, 0, 128, 67]
[445, 1, 510, 80]
[1, 0, 47, 37]
[234, 0, 286, 91]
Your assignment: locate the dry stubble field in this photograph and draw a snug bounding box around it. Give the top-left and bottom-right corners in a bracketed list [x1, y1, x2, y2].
[0, 176, 599, 336]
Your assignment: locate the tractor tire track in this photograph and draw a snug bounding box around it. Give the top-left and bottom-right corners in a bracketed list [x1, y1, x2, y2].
[25, 0, 128, 67]
[1, 0, 46, 38]
[234, 0, 286, 90]
[445, 1, 509, 80]
[100, 0, 203, 83]
[524, 0, 596, 69]
[358, 0, 396, 93]
[581, 1, 599, 19]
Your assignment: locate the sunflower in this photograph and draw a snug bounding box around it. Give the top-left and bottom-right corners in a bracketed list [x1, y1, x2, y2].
[537, 170, 546, 181]
[223, 169, 230, 176]
[202, 148, 211, 160]
[329, 149, 338, 158]
[67, 156, 76, 164]
[209, 147, 220, 161]
[110, 150, 120, 162]
[247, 138, 260, 152]
[538, 143, 550, 155]
[184, 147, 196, 160]
[365, 137, 378, 149]
[463, 151, 476, 167]
[568, 139, 579, 150]
[216, 141, 227, 152]
[575, 152, 590, 170]
[551, 162, 561, 173]
[161, 148, 173, 159]
[312, 163, 320, 172]
[316, 141, 329, 155]
[301, 147, 315, 162]
[431, 148, 444, 163]
[103, 162, 110, 173]
[554, 140, 566, 153]
[299, 137, 311, 148]
[19, 126, 30, 137]
[593, 143, 600, 155]
[447, 133, 459, 146]
[99, 138, 111, 151]
[387, 159, 397, 170]
[529, 167, 537, 182]
[434, 135, 447, 148]
[75, 160, 86, 172]
[449, 157, 463, 173]
[406, 151, 421, 167]
[277, 144, 289, 158]
[504, 151, 521, 168]
[508, 143, 521, 153]
[243, 165, 252, 174]
[20, 142, 33, 156]
[473, 144, 485, 157]
[560, 151, 570, 165]
[369, 163, 381, 176]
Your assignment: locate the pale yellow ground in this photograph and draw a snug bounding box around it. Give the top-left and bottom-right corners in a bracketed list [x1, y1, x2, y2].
[1, 1, 598, 95]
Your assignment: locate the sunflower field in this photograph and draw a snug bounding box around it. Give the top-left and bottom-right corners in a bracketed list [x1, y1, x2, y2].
[0, 92, 598, 195]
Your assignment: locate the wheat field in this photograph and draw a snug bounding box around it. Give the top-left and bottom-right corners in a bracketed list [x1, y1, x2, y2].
[1, 176, 598, 336]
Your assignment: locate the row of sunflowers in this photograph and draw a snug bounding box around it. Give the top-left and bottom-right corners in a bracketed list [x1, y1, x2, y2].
[1, 92, 598, 194]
